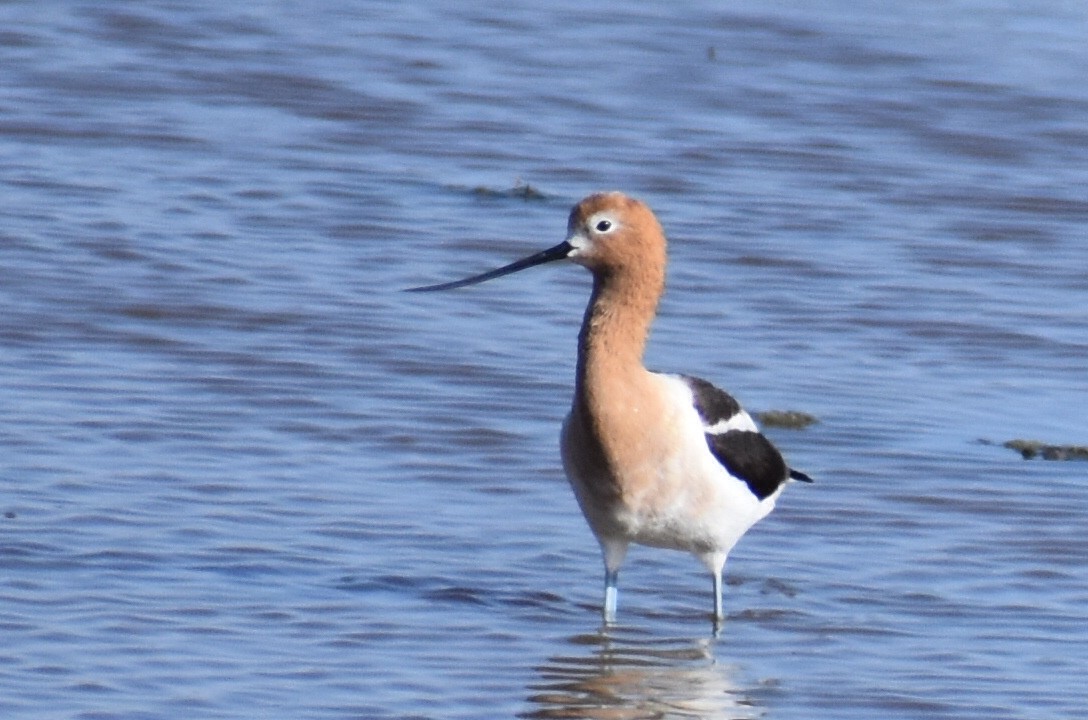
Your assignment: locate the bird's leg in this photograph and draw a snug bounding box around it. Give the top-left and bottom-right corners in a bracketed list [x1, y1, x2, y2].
[603, 568, 619, 623]
[712, 568, 724, 630]
[600, 540, 628, 624]
[713, 569, 722, 622]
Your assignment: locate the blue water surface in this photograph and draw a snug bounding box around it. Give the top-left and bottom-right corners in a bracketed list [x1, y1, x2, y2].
[2, 1, 1086, 718]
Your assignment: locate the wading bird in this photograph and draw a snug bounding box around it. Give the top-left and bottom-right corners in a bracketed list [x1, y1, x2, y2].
[410, 192, 812, 626]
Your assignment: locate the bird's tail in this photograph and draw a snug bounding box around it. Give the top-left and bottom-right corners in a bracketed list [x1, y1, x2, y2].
[789, 469, 814, 483]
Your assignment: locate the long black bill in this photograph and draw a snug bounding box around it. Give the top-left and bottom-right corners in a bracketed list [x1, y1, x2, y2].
[406, 240, 574, 292]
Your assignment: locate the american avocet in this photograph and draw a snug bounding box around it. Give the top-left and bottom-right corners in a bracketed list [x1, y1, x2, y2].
[410, 192, 812, 625]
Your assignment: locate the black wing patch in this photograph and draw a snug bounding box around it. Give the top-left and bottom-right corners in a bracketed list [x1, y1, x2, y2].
[706, 430, 790, 500]
[681, 374, 813, 498]
[681, 374, 743, 427]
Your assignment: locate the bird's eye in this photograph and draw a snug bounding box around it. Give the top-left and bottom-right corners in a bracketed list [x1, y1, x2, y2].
[594, 219, 613, 232]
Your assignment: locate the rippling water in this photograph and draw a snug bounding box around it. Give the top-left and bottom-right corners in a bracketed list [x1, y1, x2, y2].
[2, 1, 1086, 718]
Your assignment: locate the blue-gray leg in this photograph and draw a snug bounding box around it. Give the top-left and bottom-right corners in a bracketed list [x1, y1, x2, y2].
[712, 568, 724, 624]
[600, 539, 628, 623]
[603, 568, 619, 623]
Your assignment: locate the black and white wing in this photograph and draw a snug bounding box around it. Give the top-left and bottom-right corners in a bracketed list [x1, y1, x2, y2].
[681, 374, 812, 501]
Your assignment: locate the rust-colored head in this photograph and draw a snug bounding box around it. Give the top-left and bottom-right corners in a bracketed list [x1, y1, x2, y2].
[564, 192, 667, 280]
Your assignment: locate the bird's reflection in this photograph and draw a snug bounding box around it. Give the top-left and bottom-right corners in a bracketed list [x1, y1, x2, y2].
[521, 625, 763, 719]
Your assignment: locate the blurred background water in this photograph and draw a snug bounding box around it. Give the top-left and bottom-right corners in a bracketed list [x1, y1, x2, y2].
[1, 1, 1086, 718]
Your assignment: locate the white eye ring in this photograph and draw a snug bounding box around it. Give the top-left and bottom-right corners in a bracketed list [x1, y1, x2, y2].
[594, 218, 614, 233]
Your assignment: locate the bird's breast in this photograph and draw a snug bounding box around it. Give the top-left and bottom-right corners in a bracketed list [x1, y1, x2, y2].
[561, 374, 770, 550]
